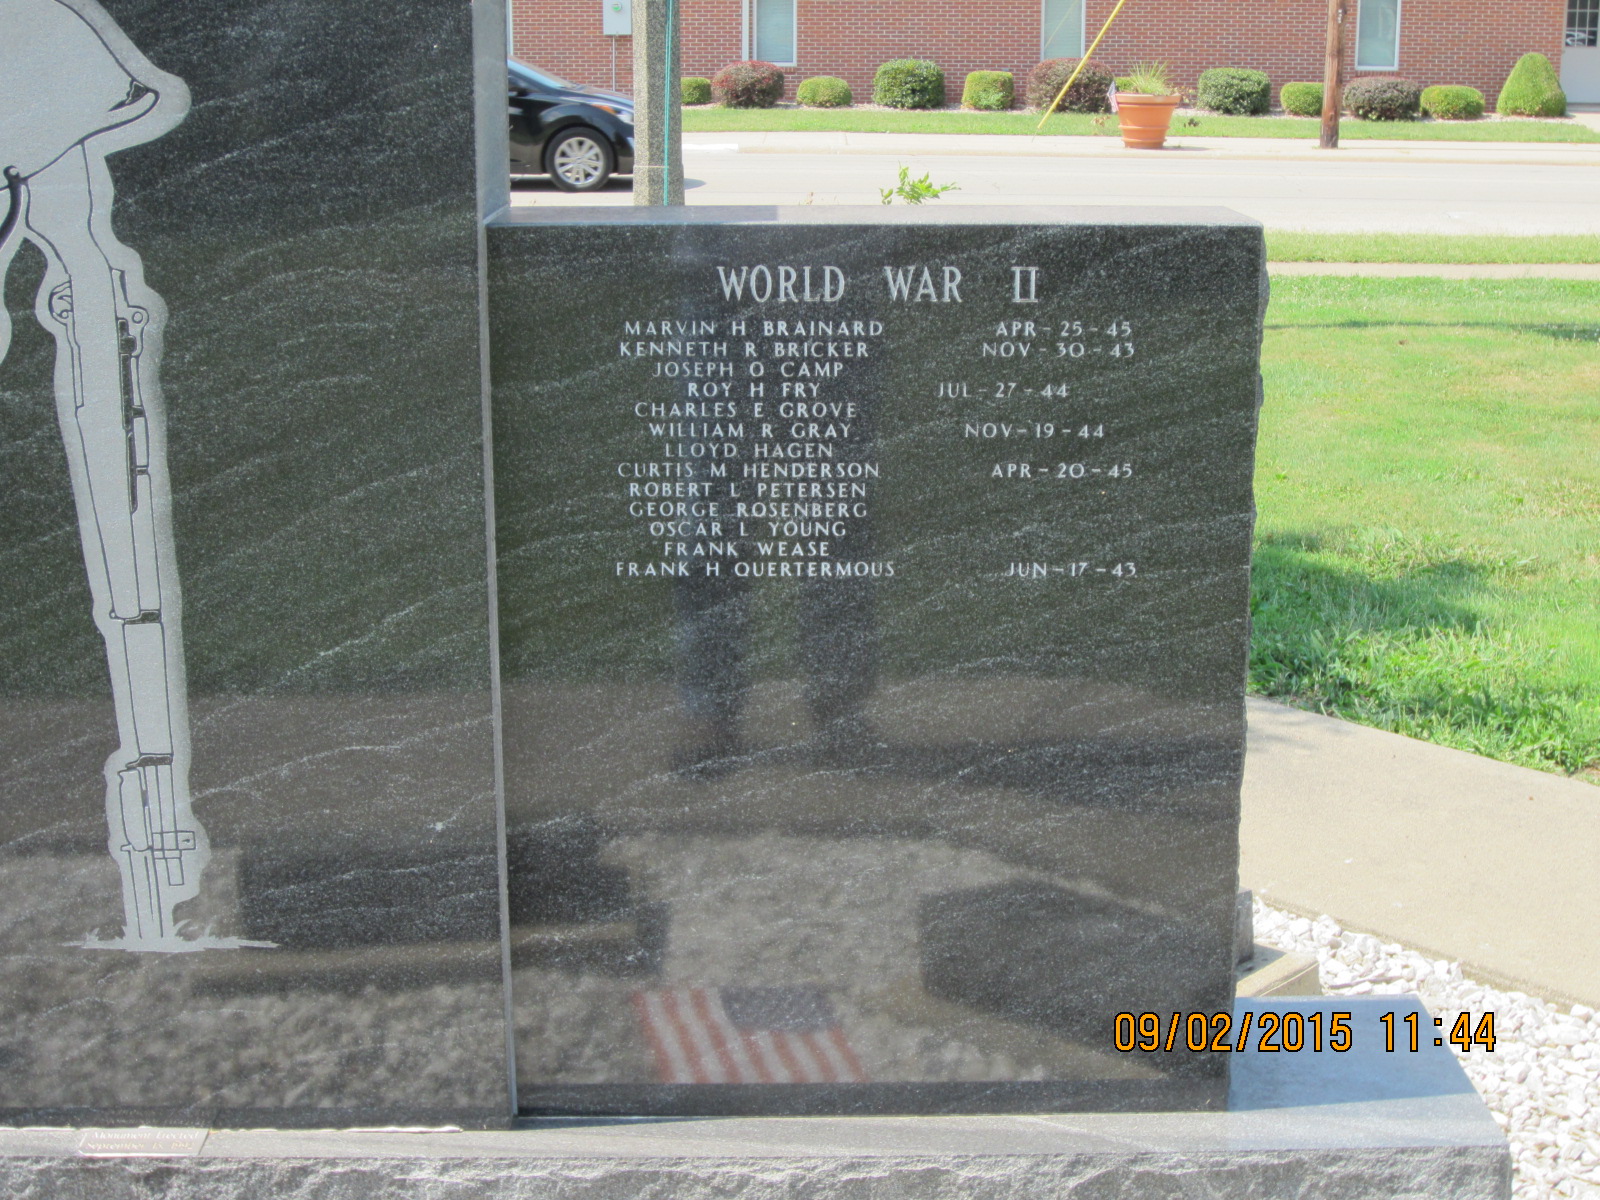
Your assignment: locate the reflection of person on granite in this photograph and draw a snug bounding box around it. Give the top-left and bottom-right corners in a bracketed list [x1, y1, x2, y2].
[670, 379, 882, 778]
[0, 0, 210, 945]
[671, 559, 750, 775]
[673, 565, 882, 778]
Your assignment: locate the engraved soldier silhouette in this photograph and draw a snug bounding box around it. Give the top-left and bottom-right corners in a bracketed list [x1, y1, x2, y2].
[0, 0, 208, 947]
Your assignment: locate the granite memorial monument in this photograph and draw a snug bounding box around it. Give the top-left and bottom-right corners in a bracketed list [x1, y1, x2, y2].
[489, 207, 1264, 1115]
[0, 13, 1507, 1200]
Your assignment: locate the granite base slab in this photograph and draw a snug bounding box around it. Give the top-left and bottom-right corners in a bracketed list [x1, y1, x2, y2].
[0, 1000, 1509, 1199]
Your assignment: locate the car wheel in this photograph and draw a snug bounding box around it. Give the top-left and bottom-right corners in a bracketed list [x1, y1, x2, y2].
[546, 128, 613, 192]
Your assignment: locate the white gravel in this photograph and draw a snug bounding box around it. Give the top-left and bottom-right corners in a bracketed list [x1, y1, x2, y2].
[1254, 900, 1600, 1200]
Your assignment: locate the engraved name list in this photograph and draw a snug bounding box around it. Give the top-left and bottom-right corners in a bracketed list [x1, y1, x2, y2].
[611, 260, 1145, 587]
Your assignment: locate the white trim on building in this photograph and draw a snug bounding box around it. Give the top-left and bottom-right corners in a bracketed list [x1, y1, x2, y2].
[1041, 0, 1086, 60]
[1354, 0, 1403, 71]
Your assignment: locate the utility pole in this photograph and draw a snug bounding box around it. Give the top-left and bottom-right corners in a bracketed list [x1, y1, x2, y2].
[632, 0, 684, 204]
[1320, 0, 1345, 149]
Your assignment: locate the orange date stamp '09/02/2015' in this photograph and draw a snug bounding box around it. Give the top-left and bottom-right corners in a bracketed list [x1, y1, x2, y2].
[1113, 1010, 1499, 1055]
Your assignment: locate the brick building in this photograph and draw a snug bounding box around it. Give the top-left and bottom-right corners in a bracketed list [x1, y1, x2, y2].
[514, 0, 1599, 108]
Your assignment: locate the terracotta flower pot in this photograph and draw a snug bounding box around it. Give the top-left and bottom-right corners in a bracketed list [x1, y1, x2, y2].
[1116, 93, 1181, 149]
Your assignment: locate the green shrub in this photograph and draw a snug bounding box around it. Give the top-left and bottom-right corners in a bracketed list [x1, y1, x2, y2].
[873, 59, 945, 109]
[796, 75, 852, 107]
[1280, 81, 1323, 116]
[1026, 57, 1113, 112]
[1197, 67, 1271, 114]
[1496, 52, 1566, 117]
[680, 76, 712, 106]
[711, 60, 785, 108]
[1421, 85, 1485, 120]
[1343, 76, 1422, 120]
[961, 70, 1014, 111]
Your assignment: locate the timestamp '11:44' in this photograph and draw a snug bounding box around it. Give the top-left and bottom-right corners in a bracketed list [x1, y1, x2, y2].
[1380, 1010, 1496, 1052]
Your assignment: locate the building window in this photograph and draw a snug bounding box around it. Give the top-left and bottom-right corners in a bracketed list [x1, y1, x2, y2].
[1041, 0, 1085, 59]
[754, 0, 796, 65]
[1570, 0, 1599, 47]
[1355, 0, 1401, 70]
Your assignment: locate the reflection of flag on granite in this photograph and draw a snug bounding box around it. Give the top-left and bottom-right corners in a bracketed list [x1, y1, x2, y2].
[634, 986, 867, 1083]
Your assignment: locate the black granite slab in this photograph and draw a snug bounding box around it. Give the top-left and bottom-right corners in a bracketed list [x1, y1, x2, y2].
[488, 206, 1265, 1115]
[0, 0, 507, 1123]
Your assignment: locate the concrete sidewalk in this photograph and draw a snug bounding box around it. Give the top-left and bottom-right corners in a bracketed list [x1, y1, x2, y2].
[523, 130, 1600, 232]
[1240, 697, 1600, 1010]
[686, 129, 1600, 168]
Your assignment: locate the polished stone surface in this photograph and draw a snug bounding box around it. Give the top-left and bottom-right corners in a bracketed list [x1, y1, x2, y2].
[0, 1001, 1511, 1199]
[0, 0, 506, 1122]
[489, 206, 1265, 1114]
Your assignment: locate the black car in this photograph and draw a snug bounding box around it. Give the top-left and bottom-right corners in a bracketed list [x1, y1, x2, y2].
[508, 59, 634, 192]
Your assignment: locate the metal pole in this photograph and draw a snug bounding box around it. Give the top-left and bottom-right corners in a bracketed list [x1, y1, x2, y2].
[632, 0, 684, 204]
[1319, 0, 1344, 150]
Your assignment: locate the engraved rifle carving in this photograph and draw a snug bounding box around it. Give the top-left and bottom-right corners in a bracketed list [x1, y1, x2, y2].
[0, 0, 209, 948]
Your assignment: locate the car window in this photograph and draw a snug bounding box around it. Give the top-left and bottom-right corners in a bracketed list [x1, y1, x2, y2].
[508, 59, 577, 92]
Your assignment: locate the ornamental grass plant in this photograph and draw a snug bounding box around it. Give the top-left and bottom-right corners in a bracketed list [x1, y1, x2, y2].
[1118, 61, 1175, 96]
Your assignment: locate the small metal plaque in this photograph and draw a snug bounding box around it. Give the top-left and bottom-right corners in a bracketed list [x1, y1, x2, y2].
[601, 0, 632, 35]
[76, 1127, 209, 1158]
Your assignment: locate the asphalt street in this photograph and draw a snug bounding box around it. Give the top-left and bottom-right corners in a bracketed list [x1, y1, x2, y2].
[511, 129, 1600, 234]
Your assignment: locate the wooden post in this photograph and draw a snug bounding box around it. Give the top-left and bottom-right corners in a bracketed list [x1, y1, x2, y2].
[1319, 0, 1344, 149]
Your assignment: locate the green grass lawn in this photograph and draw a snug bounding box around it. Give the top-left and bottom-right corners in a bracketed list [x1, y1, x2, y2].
[1256, 277, 1600, 779]
[1266, 232, 1600, 264]
[682, 106, 1600, 142]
